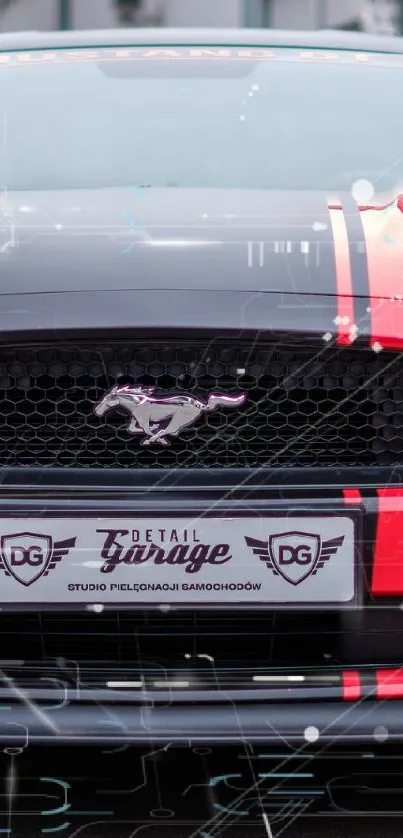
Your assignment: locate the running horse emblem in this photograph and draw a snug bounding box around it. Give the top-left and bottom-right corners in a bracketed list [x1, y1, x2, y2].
[94, 385, 247, 446]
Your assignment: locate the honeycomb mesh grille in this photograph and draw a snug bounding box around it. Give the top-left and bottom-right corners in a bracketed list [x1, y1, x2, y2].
[0, 340, 401, 469]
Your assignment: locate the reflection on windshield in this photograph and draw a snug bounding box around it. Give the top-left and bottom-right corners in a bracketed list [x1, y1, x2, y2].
[0, 54, 402, 191]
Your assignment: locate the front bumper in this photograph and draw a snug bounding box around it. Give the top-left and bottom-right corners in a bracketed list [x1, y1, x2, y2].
[1, 691, 403, 744]
[0, 464, 381, 610]
[0, 466, 402, 743]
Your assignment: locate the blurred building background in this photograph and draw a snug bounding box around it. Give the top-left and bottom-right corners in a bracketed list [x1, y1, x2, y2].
[0, 0, 401, 34]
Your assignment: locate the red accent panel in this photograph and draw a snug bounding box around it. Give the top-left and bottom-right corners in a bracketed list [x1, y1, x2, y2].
[343, 488, 362, 505]
[376, 668, 403, 699]
[342, 670, 361, 700]
[372, 489, 403, 595]
[327, 204, 355, 346]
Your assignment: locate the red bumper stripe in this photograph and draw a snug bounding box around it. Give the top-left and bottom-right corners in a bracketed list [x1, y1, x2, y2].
[376, 668, 403, 699]
[343, 488, 362, 504]
[328, 203, 355, 346]
[372, 489, 403, 595]
[342, 670, 361, 700]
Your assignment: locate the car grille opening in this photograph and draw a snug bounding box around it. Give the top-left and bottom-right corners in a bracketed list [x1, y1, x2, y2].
[0, 611, 343, 686]
[0, 610, 400, 689]
[0, 611, 400, 694]
[0, 339, 402, 468]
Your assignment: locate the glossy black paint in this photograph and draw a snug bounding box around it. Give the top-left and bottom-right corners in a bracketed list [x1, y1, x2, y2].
[0, 292, 342, 341]
[1, 190, 339, 287]
[0, 27, 399, 741]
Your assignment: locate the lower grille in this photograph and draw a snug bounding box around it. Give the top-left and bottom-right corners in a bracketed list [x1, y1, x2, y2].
[0, 611, 342, 672]
[0, 611, 400, 687]
[0, 340, 402, 468]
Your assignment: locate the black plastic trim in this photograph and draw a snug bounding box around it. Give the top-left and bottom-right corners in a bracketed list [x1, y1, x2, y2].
[0, 466, 399, 493]
[0, 699, 401, 744]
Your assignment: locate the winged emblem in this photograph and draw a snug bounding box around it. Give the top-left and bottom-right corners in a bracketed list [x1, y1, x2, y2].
[0, 533, 76, 586]
[244, 532, 345, 586]
[42, 538, 77, 578]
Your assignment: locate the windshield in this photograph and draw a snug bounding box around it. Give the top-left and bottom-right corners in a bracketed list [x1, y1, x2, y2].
[0, 45, 402, 192]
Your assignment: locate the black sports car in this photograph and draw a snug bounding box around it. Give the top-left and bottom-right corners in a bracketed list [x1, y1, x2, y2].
[0, 26, 403, 744]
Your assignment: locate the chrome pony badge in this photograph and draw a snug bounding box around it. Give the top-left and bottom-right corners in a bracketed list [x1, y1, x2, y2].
[94, 385, 247, 446]
[244, 533, 345, 586]
[0, 533, 76, 586]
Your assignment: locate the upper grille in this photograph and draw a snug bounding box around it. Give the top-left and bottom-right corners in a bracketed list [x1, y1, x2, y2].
[0, 340, 402, 469]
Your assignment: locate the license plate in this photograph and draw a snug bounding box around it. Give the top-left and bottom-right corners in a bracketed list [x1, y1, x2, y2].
[0, 513, 358, 606]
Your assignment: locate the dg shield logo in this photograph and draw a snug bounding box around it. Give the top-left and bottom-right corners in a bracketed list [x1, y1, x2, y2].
[268, 531, 321, 585]
[0, 533, 52, 586]
[244, 530, 345, 586]
[0, 532, 76, 586]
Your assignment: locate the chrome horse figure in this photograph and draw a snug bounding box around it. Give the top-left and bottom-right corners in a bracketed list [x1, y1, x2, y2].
[94, 385, 247, 446]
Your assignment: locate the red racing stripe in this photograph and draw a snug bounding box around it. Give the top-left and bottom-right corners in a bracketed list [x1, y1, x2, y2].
[376, 668, 403, 699]
[372, 488, 403, 595]
[327, 202, 355, 346]
[342, 670, 361, 700]
[360, 201, 403, 349]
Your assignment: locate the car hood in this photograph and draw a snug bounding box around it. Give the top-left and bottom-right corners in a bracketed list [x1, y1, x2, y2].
[0, 185, 385, 297]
